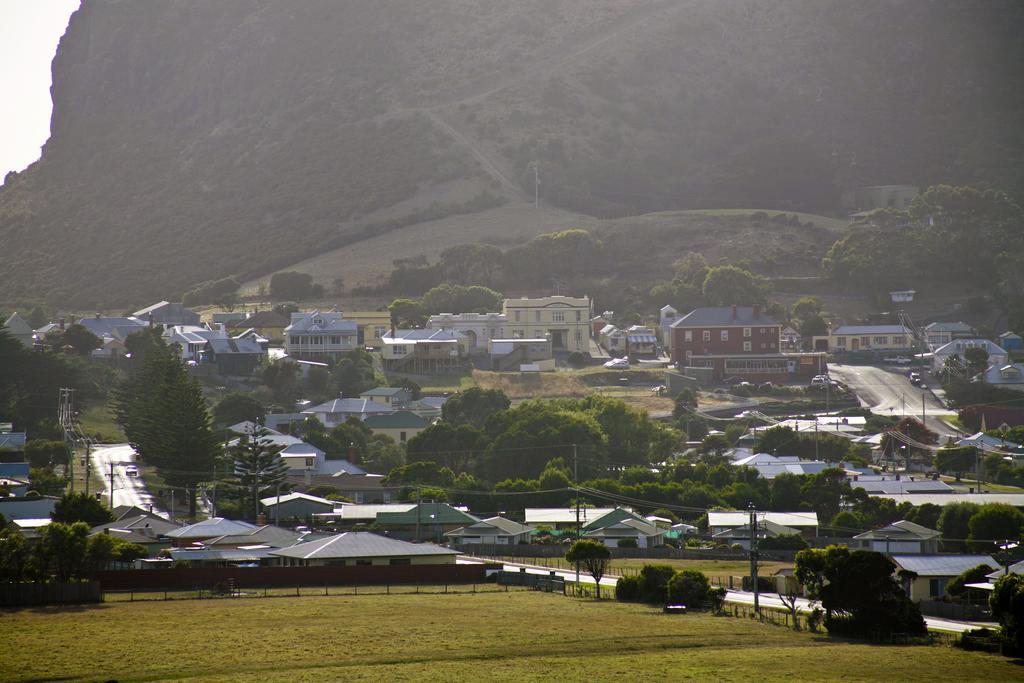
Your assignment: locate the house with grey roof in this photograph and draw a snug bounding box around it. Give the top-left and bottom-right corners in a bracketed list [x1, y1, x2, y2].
[931, 339, 1008, 374]
[708, 511, 819, 538]
[975, 363, 1024, 392]
[712, 519, 802, 550]
[853, 520, 941, 554]
[998, 331, 1022, 352]
[3, 312, 34, 347]
[285, 310, 358, 362]
[359, 386, 413, 408]
[0, 495, 59, 521]
[583, 508, 665, 548]
[426, 312, 507, 355]
[363, 410, 429, 444]
[204, 335, 266, 376]
[891, 554, 997, 601]
[302, 398, 394, 428]
[260, 492, 338, 520]
[133, 301, 200, 326]
[446, 516, 533, 546]
[268, 531, 459, 566]
[163, 518, 261, 546]
[924, 321, 975, 349]
[381, 328, 468, 373]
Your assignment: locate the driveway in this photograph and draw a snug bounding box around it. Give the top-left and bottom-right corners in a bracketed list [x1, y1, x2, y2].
[90, 443, 165, 515]
[828, 363, 959, 438]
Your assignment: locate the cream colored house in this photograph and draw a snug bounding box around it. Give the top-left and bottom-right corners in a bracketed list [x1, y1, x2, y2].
[501, 295, 592, 353]
[828, 324, 914, 353]
[347, 311, 393, 349]
[427, 312, 507, 355]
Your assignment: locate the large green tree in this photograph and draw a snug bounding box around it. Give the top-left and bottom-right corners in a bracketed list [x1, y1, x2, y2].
[52, 492, 113, 527]
[565, 539, 611, 599]
[701, 266, 767, 306]
[227, 428, 290, 520]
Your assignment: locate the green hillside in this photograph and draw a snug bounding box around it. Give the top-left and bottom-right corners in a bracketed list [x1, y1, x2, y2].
[1, 0, 1021, 307]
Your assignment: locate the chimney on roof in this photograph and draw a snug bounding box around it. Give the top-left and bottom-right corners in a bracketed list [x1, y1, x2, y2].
[731, 305, 738, 320]
[753, 304, 761, 318]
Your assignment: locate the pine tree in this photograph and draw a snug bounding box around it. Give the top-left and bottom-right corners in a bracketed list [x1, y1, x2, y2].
[228, 427, 290, 520]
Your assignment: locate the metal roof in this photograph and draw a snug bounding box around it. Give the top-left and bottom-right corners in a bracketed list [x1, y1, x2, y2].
[708, 511, 819, 528]
[671, 307, 778, 328]
[871, 493, 1024, 506]
[524, 508, 618, 524]
[164, 518, 260, 539]
[446, 516, 532, 537]
[891, 554, 996, 577]
[303, 398, 393, 415]
[853, 520, 941, 541]
[269, 531, 459, 560]
[312, 504, 416, 521]
[259, 492, 336, 508]
[830, 325, 911, 336]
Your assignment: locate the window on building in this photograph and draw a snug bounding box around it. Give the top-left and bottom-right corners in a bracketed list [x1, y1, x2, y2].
[306, 458, 314, 468]
[743, 342, 751, 352]
[721, 330, 729, 341]
[535, 311, 541, 322]
[685, 350, 693, 361]
[575, 311, 581, 321]
[330, 336, 341, 345]
[553, 311, 565, 322]
[684, 330, 693, 342]
[392, 345, 407, 355]
[374, 326, 387, 337]
[399, 431, 407, 443]
[929, 578, 946, 597]
[389, 558, 411, 566]
[702, 330, 711, 342]
[873, 336, 888, 345]
[356, 559, 373, 566]
[514, 311, 521, 322]
[744, 327, 751, 338]
[290, 336, 299, 345]
[861, 337, 870, 347]
[574, 329, 582, 342]
[837, 337, 846, 347]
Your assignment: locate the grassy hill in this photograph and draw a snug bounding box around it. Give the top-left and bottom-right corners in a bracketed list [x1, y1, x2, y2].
[2, 0, 1021, 308]
[3, 591, 1018, 681]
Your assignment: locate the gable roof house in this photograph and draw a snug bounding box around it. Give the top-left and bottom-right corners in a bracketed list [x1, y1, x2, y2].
[133, 301, 200, 326]
[268, 531, 459, 567]
[301, 398, 394, 428]
[712, 519, 803, 550]
[373, 502, 480, 543]
[426, 312, 507, 355]
[163, 518, 261, 547]
[227, 309, 290, 344]
[924, 321, 975, 349]
[931, 339, 1008, 374]
[828, 324, 914, 353]
[204, 335, 266, 376]
[381, 329, 468, 373]
[853, 520, 941, 554]
[259, 492, 337, 521]
[975, 363, 1024, 392]
[4, 312, 35, 347]
[285, 311, 358, 362]
[446, 516, 533, 546]
[582, 508, 666, 548]
[73, 316, 149, 357]
[363, 410, 429, 444]
[998, 331, 1022, 351]
[524, 508, 619, 530]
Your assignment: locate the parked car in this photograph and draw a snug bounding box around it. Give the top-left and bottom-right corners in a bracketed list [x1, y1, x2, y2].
[909, 372, 922, 386]
[603, 357, 630, 369]
[810, 374, 831, 386]
[894, 356, 912, 365]
[124, 465, 139, 478]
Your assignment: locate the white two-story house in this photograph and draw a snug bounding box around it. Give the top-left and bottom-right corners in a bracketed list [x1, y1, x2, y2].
[285, 311, 358, 362]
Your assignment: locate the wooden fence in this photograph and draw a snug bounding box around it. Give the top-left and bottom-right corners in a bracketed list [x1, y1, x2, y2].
[0, 581, 101, 606]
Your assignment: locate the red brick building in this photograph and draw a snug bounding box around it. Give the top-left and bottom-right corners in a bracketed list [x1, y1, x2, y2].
[670, 305, 825, 383]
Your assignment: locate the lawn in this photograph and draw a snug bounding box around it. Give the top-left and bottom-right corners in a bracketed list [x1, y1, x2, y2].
[1, 591, 1015, 682]
[77, 402, 125, 443]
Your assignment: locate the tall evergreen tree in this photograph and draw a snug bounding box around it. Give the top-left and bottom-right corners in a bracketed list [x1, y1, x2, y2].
[227, 427, 289, 520]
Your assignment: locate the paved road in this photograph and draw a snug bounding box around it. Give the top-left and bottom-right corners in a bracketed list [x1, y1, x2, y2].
[90, 443, 165, 515]
[828, 363, 959, 438]
[725, 589, 993, 634]
[480, 559, 991, 633]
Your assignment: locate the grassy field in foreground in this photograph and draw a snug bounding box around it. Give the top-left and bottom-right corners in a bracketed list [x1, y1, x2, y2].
[1, 592, 1015, 682]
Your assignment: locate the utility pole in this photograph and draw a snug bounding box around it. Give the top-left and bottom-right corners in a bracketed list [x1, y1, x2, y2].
[922, 392, 926, 427]
[84, 441, 91, 496]
[574, 444, 581, 589]
[109, 461, 115, 509]
[415, 485, 422, 542]
[749, 503, 760, 615]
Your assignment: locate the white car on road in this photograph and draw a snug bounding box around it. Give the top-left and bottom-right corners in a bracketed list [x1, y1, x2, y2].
[603, 358, 630, 369]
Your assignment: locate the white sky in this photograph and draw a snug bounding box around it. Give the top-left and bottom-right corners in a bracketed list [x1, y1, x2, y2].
[0, 0, 81, 184]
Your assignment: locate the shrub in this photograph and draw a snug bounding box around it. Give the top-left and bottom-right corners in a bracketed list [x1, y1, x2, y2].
[759, 533, 809, 550]
[615, 575, 643, 601]
[639, 564, 677, 604]
[666, 569, 712, 608]
[567, 351, 588, 368]
[616, 538, 638, 548]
